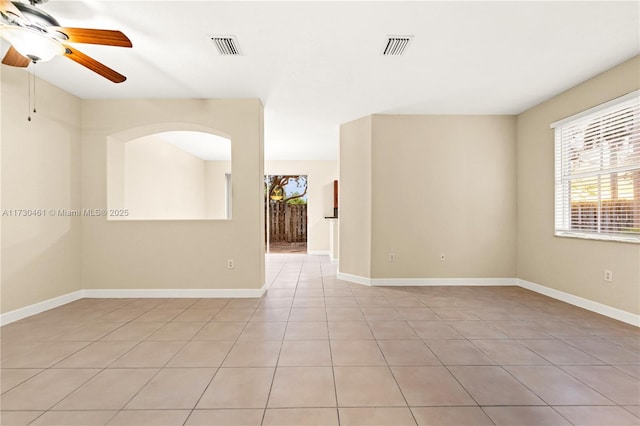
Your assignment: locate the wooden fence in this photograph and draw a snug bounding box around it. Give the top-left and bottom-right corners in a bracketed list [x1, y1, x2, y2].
[268, 202, 307, 242]
[571, 200, 637, 232]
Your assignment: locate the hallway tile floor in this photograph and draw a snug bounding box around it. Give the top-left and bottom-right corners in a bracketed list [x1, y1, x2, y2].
[1, 255, 639, 425]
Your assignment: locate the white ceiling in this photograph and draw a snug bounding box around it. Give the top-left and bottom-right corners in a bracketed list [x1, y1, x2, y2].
[3, 1, 639, 160]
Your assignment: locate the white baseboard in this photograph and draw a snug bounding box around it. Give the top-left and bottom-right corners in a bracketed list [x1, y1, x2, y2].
[0, 290, 84, 326]
[337, 272, 373, 286]
[308, 250, 330, 256]
[337, 272, 516, 287]
[0, 285, 268, 327]
[330, 257, 339, 264]
[517, 279, 639, 327]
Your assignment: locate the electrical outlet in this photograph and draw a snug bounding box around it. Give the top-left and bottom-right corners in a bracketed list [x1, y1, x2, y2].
[388, 253, 396, 262]
[440, 253, 446, 261]
[603, 269, 613, 282]
[227, 259, 234, 269]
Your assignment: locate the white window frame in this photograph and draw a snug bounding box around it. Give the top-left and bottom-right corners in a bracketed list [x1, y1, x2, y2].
[551, 90, 639, 244]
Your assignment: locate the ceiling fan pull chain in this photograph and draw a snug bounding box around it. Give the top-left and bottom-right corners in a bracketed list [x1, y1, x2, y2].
[27, 67, 31, 122]
[33, 62, 37, 114]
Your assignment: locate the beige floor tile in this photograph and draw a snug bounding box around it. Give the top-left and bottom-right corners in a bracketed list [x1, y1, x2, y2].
[483, 406, 571, 425]
[565, 338, 640, 364]
[472, 340, 550, 365]
[330, 340, 386, 366]
[251, 308, 291, 322]
[172, 308, 219, 322]
[146, 322, 205, 341]
[53, 341, 137, 368]
[53, 369, 157, 410]
[107, 410, 190, 425]
[339, 407, 416, 425]
[126, 368, 215, 409]
[395, 308, 439, 321]
[259, 297, 294, 308]
[166, 340, 234, 367]
[193, 322, 245, 341]
[227, 299, 261, 309]
[278, 340, 332, 366]
[386, 297, 425, 308]
[295, 289, 324, 298]
[562, 365, 640, 405]
[554, 406, 640, 426]
[448, 321, 508, 339]
[284, 322, 329, 340]
[0, 369, 43, 393]
[623, 406, 640, 417]
[30, 410, 116, 425]
[100, 322, 165, 341]
[292, 297, 325, 308]
[361, 307, 402, 321]
[324, 296, 358, 307]
[1, 342, 90, 368]
[425, 340, 496, 365]
[191, 299, 231, 309]
[328, 322, 374, 340]
[368, 321, 419, 339]
[391, 366, 476, 406]
[506, 365, 615, 405]
[432, 307, 479, 320]
[222, 340, 281, 367]
[238, 321, 287, 340]
[411, 407, 493, 426]
[268, 367, 336, 408]
[197, 367, 274, 408]
[1, 369, 99, 410]
[448, 366, 544, 406]
[378, 340, 441, 365]
[213, 308, 255, 322]
[50, 322, 125, 341]
[357, 296, 392, 307]
[0, 411, 43, 426]
[288, 308, 327, 322]
[263, 408, 339, 425]
[325, 308, 365, 321]
[185, 409, 263, 425]
[490, 321, 553, 339]
[406, 321, 463, 339]
[109, 341, 185, 368]
[132, 308, 185, 323]
[519, 339, 605, 365]
[334, 366, 406, 407]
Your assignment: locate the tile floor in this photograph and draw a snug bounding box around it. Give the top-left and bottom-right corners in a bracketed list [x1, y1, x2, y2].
[1, 254, 639, 425]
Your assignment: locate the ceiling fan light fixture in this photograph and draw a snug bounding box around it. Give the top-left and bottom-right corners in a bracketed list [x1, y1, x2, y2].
[1, 25, 63, 62]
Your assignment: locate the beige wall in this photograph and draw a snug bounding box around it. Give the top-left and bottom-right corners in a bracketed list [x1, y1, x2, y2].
[517, 56, 640, 315]
[81, 99, 265, 291]
[1, 67, 82, 313]
[339, 116, 372, 277]
[265, 160, 338, 253]
[371, 115, 517, 278]
[124, 135, 206, 219]
[205, 160, 231, 219]
[339, 114, 517, 279]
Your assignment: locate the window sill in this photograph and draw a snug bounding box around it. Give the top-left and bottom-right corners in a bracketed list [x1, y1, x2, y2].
[555, 231, 639, 244]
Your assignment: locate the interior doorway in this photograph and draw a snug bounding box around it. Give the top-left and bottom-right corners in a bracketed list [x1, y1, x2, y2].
[265, 175, 308, 253]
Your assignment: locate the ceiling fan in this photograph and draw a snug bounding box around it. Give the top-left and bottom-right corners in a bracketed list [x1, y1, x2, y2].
[0, 0, 131, 83]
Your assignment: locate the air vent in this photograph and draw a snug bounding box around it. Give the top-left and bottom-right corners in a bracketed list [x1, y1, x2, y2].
[210, 35, 242, 56]
[382, 35, 413, 56]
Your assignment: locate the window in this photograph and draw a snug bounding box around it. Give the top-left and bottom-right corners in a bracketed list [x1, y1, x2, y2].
[552, 90, 639, 243]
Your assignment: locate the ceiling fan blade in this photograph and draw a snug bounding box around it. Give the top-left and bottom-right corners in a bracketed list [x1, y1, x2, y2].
[63, 44, 126, 83]
[2, 45, 30, 67]
[52, 27, 132, 47]
[0, 0, 25, 20]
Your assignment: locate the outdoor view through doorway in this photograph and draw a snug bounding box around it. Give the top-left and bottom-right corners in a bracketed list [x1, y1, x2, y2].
[265, 175, 308, 253]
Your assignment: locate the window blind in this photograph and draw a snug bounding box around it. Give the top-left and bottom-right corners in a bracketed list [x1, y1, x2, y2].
[552, 90, 640, 243]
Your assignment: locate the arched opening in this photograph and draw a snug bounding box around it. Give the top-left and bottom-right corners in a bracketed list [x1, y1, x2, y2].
[107, 125, 231, 220]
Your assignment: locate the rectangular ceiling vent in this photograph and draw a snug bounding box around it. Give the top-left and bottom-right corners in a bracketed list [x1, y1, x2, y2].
[210, 35, 242, 56]
[382, 35, 413, 56]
